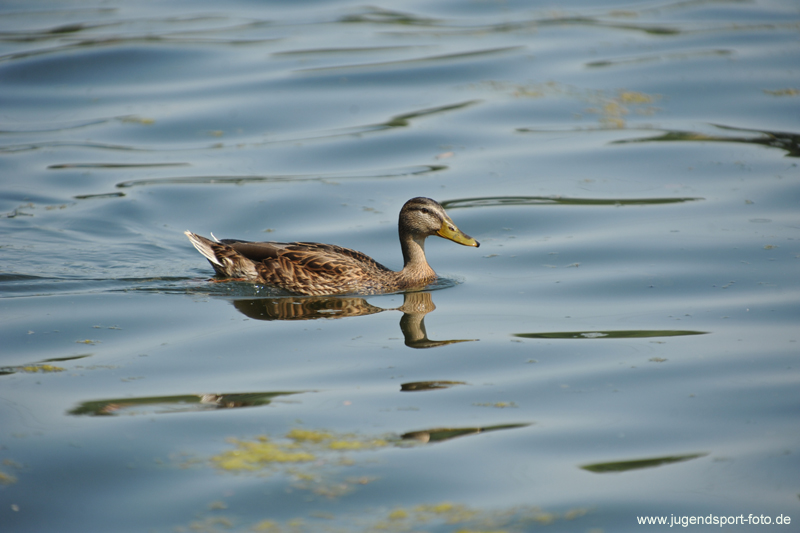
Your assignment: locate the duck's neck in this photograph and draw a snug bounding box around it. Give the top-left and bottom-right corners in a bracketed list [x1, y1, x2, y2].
[399, 232, 436, 282]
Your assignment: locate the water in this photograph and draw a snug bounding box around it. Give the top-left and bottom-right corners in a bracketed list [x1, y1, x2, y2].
[1, 1, 798, 531]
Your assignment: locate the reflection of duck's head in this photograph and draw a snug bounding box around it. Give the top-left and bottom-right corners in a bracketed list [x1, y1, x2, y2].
[397, 291, 477, 349]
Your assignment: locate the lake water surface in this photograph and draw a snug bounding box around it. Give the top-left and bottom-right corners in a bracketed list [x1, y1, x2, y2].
[1, 1, 799, 531]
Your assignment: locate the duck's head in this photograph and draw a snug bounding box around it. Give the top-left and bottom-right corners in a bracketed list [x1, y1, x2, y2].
[399, 197, 479, 248]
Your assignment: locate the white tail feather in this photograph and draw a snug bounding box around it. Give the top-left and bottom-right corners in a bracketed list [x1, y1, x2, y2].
[184, 231, 222, 266]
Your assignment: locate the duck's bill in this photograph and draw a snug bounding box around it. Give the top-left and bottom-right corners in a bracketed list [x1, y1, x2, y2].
[437, 221, 480, 247]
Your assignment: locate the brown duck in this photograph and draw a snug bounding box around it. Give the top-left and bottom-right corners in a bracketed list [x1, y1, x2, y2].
[185, 197, 479, 295]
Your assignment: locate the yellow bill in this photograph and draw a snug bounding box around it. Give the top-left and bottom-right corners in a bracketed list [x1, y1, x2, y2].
[437, 219, 480, 247]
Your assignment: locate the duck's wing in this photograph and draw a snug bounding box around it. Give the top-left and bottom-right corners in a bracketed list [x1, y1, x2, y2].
[186, 232, 395, 295]
[221, 240, 387, 270]
[225, 240, 394, 295]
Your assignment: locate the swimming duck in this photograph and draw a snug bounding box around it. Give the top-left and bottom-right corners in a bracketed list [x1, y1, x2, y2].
[185, 197, 479, 295]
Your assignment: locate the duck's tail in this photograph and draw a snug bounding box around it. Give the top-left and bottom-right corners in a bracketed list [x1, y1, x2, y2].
[184, 231, 258, 280]
[185, 231, 222, 266]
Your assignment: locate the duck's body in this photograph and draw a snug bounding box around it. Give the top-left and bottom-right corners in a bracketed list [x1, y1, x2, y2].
[185, 197, 479, 296]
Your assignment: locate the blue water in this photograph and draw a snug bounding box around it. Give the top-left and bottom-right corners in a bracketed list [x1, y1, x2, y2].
[1, 1, 798, 531]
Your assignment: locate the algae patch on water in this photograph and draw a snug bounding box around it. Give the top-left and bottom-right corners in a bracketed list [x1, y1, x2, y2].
[1, 363, 65, 375]
[190, 501, 589, 533]
[476, 81, 662, 129]
[0, 470, 18, 485]
[211, 429, 389, 473]
[19, 364, 64, 373]
[205, 429, 392, 500]
[212, 437, 316, 471]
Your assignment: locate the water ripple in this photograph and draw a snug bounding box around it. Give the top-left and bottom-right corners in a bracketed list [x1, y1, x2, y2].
[116, 165, 446, 188]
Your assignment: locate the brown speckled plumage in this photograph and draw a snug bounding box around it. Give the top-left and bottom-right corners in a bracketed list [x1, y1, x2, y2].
[185, 197, 479, 295]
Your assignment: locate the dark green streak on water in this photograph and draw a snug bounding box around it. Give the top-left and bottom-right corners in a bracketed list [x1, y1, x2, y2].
[69, 391, 305, 416]
[582, 453, 708, 473]
[611, 124, 800, 157]
[442, 196, 703, 209]
[514, 330, 708, 340]
[116, 165, 445, 188]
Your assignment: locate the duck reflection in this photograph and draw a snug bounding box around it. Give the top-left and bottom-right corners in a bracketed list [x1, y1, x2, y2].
[231, 291, 476, 349]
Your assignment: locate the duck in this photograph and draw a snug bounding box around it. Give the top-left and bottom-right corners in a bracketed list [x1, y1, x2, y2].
[185, 197, 479, 296]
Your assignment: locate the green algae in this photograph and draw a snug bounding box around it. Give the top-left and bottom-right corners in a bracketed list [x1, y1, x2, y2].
[19, 364, 65, 373]
[212, 436, 316, 471]
[211, 430, 390, 473]
[187, 502, 591, 533]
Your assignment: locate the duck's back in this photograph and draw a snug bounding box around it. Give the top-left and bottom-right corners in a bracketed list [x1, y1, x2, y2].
[223, 239, 399, 295]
